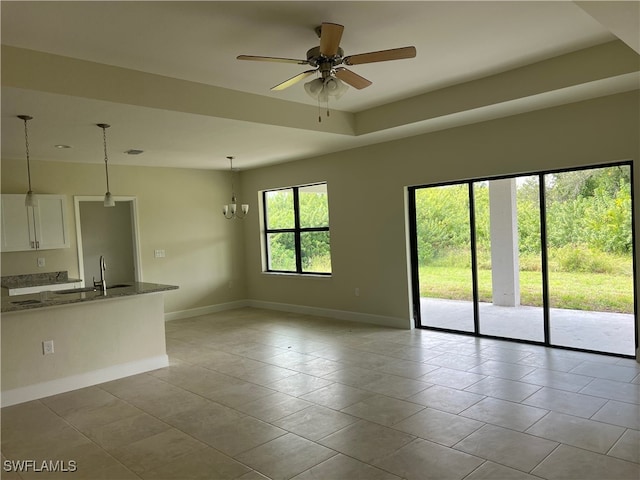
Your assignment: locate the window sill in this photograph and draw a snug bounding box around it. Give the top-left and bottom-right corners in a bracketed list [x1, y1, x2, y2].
[261, 271, 332, 279]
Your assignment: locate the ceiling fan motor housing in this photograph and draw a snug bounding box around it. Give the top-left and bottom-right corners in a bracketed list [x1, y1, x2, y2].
[306, 46, 344, 67]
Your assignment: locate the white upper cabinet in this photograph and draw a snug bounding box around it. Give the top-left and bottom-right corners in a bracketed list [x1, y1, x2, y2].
[1, 194, 70, 252]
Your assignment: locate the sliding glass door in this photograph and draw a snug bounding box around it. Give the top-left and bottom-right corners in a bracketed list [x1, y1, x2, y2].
[474, 177, 545, 342]
[414, 184, 475, 332]
[409, 162, 636, 356]
[545, 166, 635, 355]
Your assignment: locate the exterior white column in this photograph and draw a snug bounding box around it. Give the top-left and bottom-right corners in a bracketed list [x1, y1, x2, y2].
[489, 178, 520, 307]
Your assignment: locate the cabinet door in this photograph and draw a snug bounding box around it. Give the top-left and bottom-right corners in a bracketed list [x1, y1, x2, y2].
[0, 194, 34, 251]
[0, 194, 70, 251]
[34, 195, 70, 250]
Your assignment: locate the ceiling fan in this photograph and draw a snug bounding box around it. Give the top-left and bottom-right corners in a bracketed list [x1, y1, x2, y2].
[237, 22, 416, 105]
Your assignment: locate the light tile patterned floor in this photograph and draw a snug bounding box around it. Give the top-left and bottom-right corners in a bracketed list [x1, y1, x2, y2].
[2, 307, 639, 479]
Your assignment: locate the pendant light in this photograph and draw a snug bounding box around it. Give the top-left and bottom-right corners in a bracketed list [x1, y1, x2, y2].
[97, 123, 115, 207]
[222, 156, 248, 219]
[17, 115, 37, 207]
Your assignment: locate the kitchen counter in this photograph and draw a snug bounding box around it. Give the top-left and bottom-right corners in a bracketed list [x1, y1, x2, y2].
[2, 281, 177, 406]
[1, 282, 178, 313]
[1, 271, 82, 289]
[1, 271, 83, 297]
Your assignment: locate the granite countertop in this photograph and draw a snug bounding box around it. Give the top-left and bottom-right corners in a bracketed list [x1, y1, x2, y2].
[1, 271, 82, 289]
[1, 282, 178, 313]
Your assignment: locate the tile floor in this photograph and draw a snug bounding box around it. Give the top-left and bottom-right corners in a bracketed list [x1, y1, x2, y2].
[1, 307, 639, 480]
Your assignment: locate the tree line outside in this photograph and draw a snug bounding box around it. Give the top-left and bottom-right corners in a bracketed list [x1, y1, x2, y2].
[415, 165, 634, 313]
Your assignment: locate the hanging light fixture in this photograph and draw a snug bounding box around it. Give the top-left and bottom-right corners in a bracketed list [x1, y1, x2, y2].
[97, 123, 115, 207]
[304, 76, 348, 102]
[222, 156, 248, 219]
[304, 70, 348, 122]
[17, 115, 37, 207]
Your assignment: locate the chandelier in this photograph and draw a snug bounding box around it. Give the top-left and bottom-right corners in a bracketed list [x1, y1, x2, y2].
[222, 156, 248, 219]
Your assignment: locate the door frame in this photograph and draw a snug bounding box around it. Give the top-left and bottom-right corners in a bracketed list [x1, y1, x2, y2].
[73, 196, 143, 287]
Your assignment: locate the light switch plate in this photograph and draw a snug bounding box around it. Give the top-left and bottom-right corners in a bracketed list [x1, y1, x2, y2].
[37, 257, 45, 267]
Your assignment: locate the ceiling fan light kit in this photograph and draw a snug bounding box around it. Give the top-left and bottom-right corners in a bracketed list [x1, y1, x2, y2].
[238, 22, 416, 121]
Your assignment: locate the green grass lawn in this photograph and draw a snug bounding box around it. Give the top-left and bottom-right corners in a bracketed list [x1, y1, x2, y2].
[419, 266, 634, 314]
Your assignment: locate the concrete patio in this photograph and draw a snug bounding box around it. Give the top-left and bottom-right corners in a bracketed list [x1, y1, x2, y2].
[419, 297, 636, 356]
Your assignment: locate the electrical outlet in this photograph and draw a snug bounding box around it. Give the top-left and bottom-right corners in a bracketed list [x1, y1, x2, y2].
[42, 340, 54, 355]
[37, 257, 45, 267]
[355, 288, 360, 297]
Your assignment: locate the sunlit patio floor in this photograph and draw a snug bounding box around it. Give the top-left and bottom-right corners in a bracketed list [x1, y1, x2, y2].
[420, 297, 637, 357]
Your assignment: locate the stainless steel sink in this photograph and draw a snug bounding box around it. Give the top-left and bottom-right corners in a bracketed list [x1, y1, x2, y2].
[55, 284, 131, 295]
[11, 299, 42, 305]
[56, 287, 97, 294]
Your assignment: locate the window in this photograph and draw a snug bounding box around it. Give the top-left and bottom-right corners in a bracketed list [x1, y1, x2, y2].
[263, 183, 331, 274]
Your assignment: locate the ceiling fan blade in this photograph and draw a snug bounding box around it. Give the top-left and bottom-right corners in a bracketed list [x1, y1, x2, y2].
[334, 68, 372, 90]
[237, 55, 309, 65]
[271, 70, 316, 91]
[343, 46, 416, 66]
[319, 22, 344, 57]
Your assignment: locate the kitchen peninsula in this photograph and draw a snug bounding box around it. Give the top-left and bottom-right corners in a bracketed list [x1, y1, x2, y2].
[1, 281, 178, 407]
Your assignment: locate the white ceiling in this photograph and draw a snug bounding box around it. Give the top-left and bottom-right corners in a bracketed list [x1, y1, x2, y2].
[1, 1, 638, 170]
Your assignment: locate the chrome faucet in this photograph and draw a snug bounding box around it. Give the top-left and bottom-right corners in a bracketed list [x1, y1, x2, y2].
[93, 255, 107, 294]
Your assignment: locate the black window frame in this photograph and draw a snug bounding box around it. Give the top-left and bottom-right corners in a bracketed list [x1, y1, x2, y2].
[407, 160, 637, 358]
[262, 182, 331, 275]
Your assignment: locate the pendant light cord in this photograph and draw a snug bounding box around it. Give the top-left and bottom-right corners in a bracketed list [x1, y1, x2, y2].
[102, 125, 111, 193]
[229, 156, 236, 202]
[22, 117, 33, 192]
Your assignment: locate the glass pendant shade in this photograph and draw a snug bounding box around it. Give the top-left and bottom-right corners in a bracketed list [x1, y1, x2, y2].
[25, 190, 37, 208]
[223, 199, 249, 217]
[304, 76, 348, 101]
[304, 78, 324, 98]
[104, 191, 115, 207]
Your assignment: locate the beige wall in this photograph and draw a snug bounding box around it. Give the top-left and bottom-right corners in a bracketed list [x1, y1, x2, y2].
[241, 92, 640, 337]
[1, 161, 247, 314]
[79, 201, 135, 284]
[1, 294, 166, 391]
[1, 293, 168, 405]
[2, 92, 639, 344]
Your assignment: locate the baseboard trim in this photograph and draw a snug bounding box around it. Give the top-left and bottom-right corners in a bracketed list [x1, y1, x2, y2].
[164, 300, 250, 321]
[247, 299, 411, 329]
[1, 355, 169, 407]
